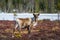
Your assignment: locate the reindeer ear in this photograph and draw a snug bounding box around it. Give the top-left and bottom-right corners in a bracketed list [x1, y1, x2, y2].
[33, 13, 35, 15]
[33, 13, 40, 17]
[33, 14, 36, 17]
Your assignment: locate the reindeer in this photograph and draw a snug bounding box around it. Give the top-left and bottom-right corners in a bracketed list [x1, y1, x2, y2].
[14, 13, 40, 37]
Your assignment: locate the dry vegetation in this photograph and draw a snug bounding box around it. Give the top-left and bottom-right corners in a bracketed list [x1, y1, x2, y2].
[0, 20, 60, 40]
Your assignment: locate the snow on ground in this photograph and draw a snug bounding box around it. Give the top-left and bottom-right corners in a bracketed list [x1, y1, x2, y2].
[0, 13, 59, 21]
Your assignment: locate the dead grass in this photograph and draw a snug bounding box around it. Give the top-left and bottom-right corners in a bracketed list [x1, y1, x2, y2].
[0, 20, 59, 40]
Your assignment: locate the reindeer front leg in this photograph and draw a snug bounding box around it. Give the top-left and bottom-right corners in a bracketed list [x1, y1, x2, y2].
[26, 25, 31, 34]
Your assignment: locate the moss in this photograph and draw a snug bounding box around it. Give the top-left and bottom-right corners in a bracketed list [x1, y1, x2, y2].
[14, 31, 22, 38]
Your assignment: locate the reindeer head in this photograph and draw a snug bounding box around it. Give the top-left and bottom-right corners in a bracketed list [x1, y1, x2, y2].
[33, 13, 40, 22]
[32, 13, 40, 27]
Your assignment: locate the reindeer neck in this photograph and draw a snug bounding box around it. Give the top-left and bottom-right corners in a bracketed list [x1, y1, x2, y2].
[34, 17, 38, 22]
